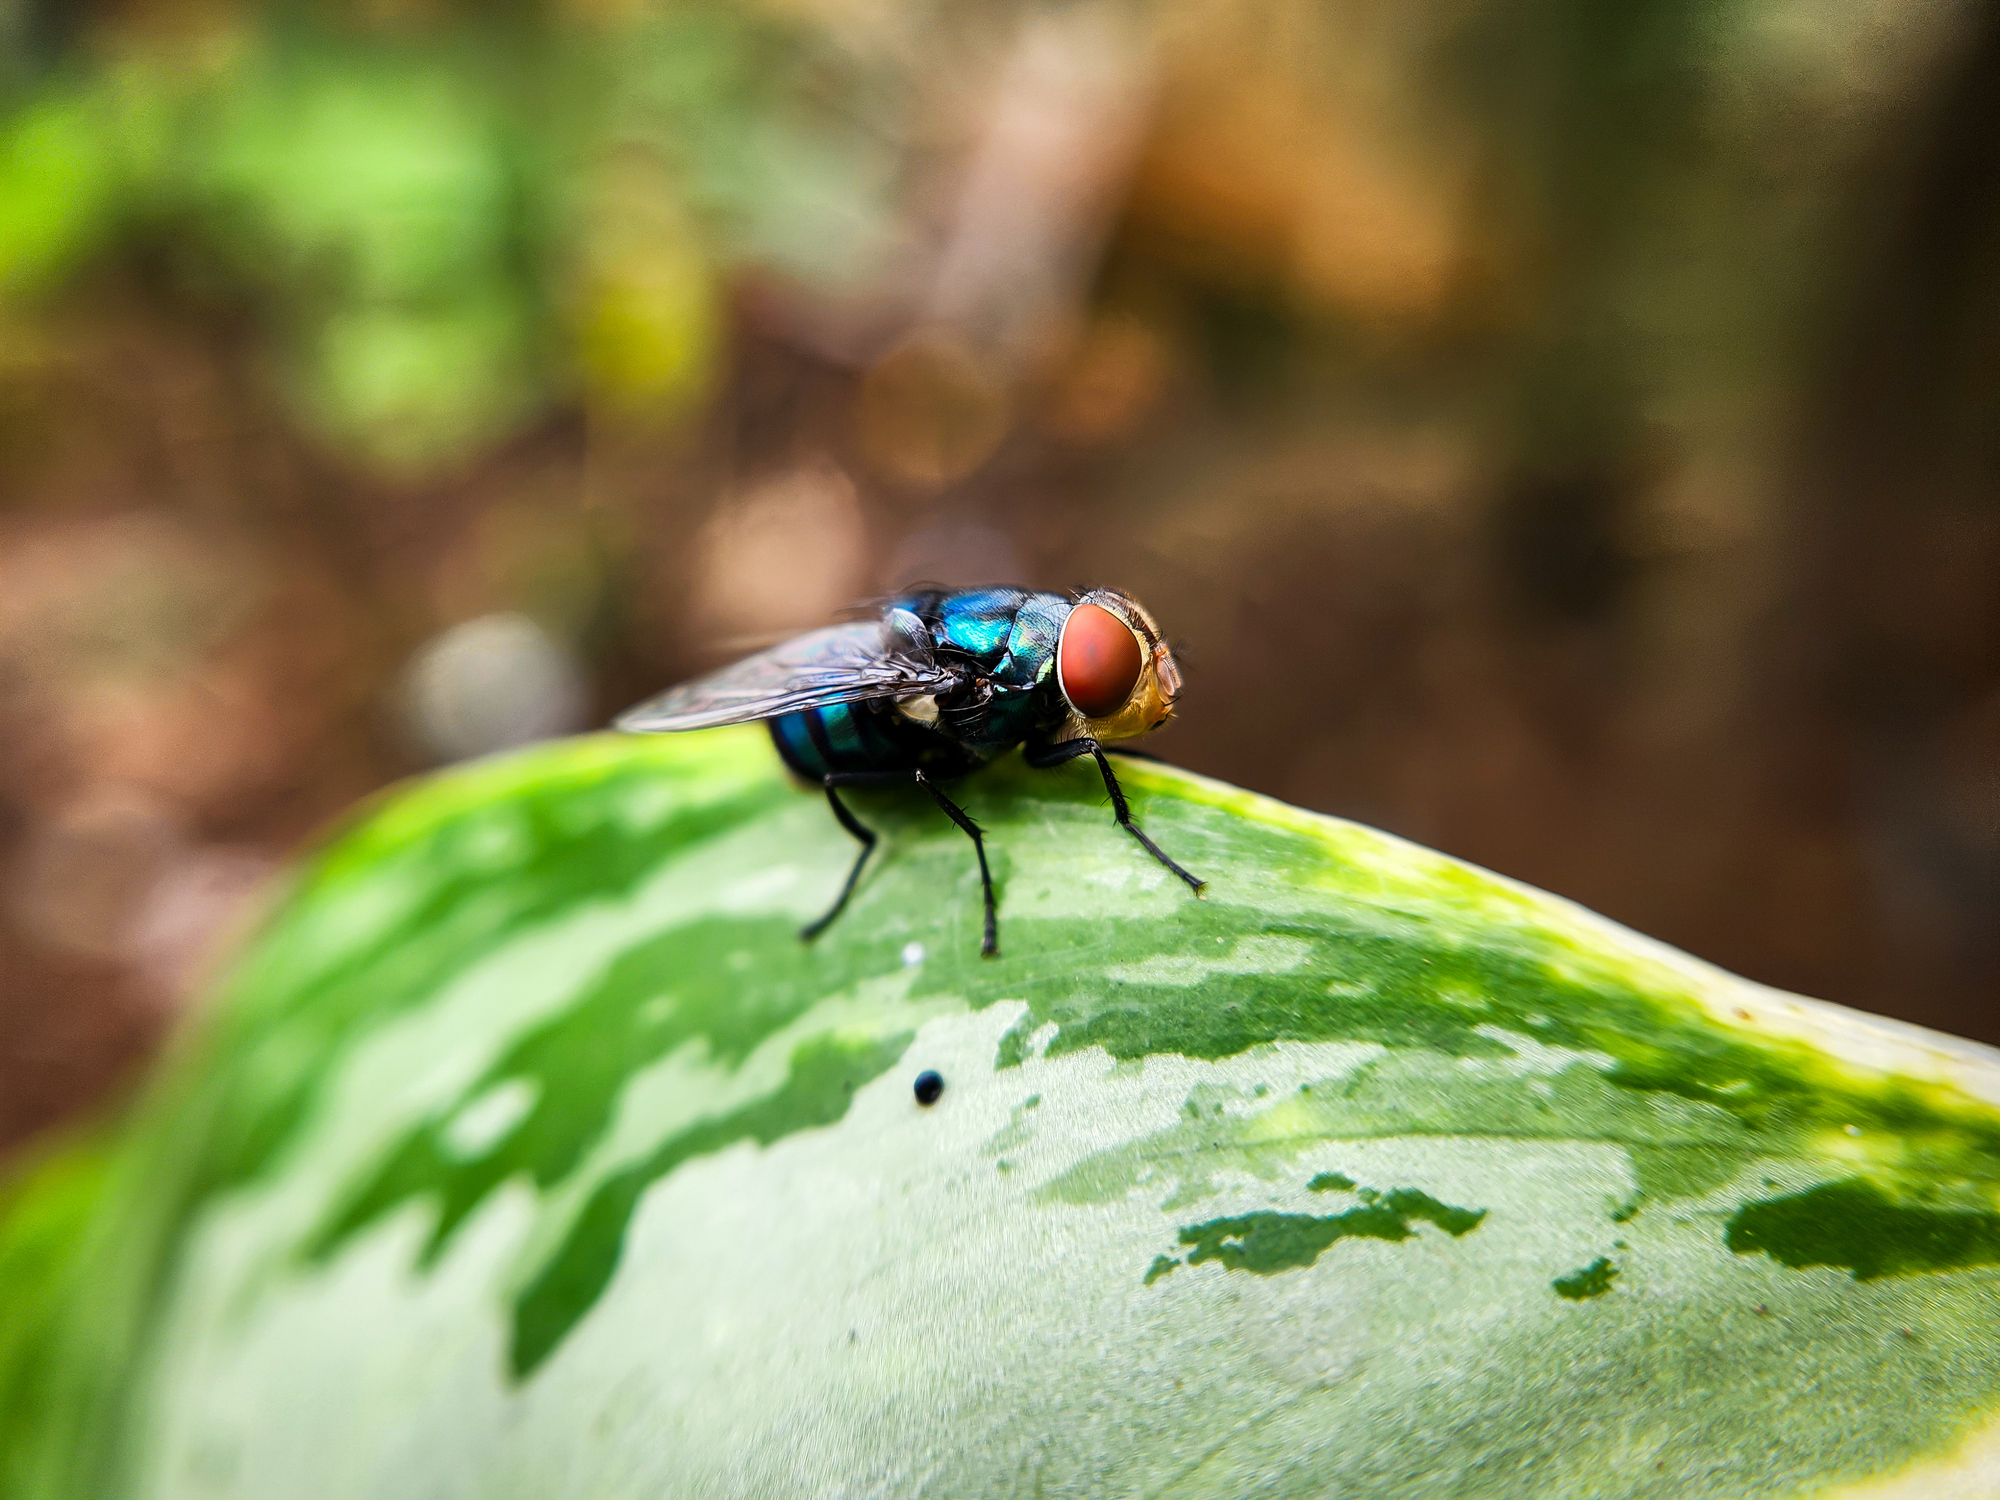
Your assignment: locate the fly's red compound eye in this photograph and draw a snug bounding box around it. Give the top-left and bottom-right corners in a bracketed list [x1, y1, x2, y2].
[1058, 602, 1144, 718]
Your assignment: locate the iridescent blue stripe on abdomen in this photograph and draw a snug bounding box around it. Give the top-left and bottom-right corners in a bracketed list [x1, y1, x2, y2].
[769, 713, 828, 779]
[819, 702, 868, 760]
[768, 703, 921, 780]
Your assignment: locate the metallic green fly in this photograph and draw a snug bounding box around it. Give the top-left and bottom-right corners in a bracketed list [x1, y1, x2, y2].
[617, 586, 1204, 956]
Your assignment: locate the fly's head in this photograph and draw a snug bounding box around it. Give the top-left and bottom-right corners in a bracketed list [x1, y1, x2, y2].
[1055, 588, 1182, 742]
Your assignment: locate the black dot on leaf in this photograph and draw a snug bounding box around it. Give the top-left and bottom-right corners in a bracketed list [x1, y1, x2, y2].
[913, 1070, 945, 1106]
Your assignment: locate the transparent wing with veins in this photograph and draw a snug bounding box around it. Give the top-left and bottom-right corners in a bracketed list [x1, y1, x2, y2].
[615, 610, 955, 733]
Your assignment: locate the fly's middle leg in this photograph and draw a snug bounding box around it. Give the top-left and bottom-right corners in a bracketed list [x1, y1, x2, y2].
[1023, 738, 1206, 896]
[910, 770, 998, 958]
[804, 769, 1000, 958]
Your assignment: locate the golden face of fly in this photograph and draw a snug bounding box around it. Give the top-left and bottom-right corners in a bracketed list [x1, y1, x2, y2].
[1056, 588, 1181, 742]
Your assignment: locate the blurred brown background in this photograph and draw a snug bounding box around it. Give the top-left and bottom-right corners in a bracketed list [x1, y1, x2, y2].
[1, 0, 1995, 1161]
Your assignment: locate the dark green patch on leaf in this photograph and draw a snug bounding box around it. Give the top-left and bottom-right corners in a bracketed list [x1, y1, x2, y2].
[985, 896, 2000, 1209]
[1725, 1178, 2000, 1281]
[1143, 1254, 1179, 1285]
[1177, 1188, 1487, 1276]
[304, 914, 853, 1268]
[204, 752, 787, 1202]
[1308, 1171, 1356, 1193]
[1553, 1257, 1619, 1300]
[510, 1028, 912, 1377]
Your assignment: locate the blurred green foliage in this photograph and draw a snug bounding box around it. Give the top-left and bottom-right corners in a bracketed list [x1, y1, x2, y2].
[0, 1131, 110, 1500]
[0, 6, 893, 472]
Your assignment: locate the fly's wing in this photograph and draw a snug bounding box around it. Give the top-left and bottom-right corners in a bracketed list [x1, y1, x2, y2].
[615, 613, 953, 733]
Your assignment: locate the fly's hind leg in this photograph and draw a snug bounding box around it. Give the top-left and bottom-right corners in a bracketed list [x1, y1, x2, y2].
[801, 775, 888, 943]
[804, 769, 1000, 958]
[1024, 738, 1206, 896]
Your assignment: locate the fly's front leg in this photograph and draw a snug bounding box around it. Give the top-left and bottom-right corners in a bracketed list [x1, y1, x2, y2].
[1024, 738, 1206, 896]
[805, 769, 1000, 958]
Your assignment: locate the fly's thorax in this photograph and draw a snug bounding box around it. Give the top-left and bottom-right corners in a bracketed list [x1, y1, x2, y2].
[928, 587, 1034, 663]
[995, 593, 1070, 684]
[1055, 588, 1181, 743]
[885, 660, 1012, 749]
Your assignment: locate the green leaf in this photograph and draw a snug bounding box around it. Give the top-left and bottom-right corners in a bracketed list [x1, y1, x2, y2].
[8, 725, 2000, 1498]
[0, 87, 123, 295]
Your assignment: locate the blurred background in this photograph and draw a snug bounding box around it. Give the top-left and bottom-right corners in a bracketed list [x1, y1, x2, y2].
[0, 0, 1994, 1160]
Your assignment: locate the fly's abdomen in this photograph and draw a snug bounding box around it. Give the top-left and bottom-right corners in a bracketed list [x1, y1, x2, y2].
[770, 704, 877, 779]
[769, 701, 978, 781]
[768, 712, 833, 780]
[764, 700, 928, 780]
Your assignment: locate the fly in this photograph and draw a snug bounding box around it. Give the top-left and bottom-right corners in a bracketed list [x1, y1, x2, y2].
[616, 586, 1205, 956]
